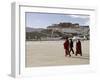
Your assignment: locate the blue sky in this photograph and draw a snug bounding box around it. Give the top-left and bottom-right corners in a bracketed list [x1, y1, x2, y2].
[26, 12, 90, 28]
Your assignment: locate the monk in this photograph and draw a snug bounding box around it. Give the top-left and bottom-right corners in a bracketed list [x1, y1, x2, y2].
[75, 39, 82, 56]
[69, 39, 74, 54]
[63, 37, 71, 57]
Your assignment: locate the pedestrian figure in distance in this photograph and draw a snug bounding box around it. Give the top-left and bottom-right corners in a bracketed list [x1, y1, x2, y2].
[63, 37, 71, 57]
[69, 39, 74, 54]
[75, 39, 82, 56]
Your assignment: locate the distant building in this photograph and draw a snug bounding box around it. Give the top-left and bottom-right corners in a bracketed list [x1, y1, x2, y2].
[47, 22, 89, 37]
[47, 22, 81, 33]
[73, 23, 79, 28]
[47, 22, 79, 29]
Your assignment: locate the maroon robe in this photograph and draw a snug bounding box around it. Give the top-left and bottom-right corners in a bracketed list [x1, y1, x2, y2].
[63, 40, 70, 56]
[76, 41, 82, 56]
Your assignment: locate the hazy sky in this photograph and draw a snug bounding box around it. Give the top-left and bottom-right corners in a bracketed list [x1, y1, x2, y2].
[26, 12, 90, 28]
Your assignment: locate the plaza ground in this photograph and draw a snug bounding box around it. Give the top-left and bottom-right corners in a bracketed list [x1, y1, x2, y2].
[25, 40, 89, 67]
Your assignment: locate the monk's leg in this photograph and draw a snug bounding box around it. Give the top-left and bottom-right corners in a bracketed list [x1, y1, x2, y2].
[75, 50, 77, 56]
[72, 48, 74, 54]
[65, 49, 68, 57]
[79, 49, 82, 56]
[68, 50, 71, 57]
[65, 50, 67, 56]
